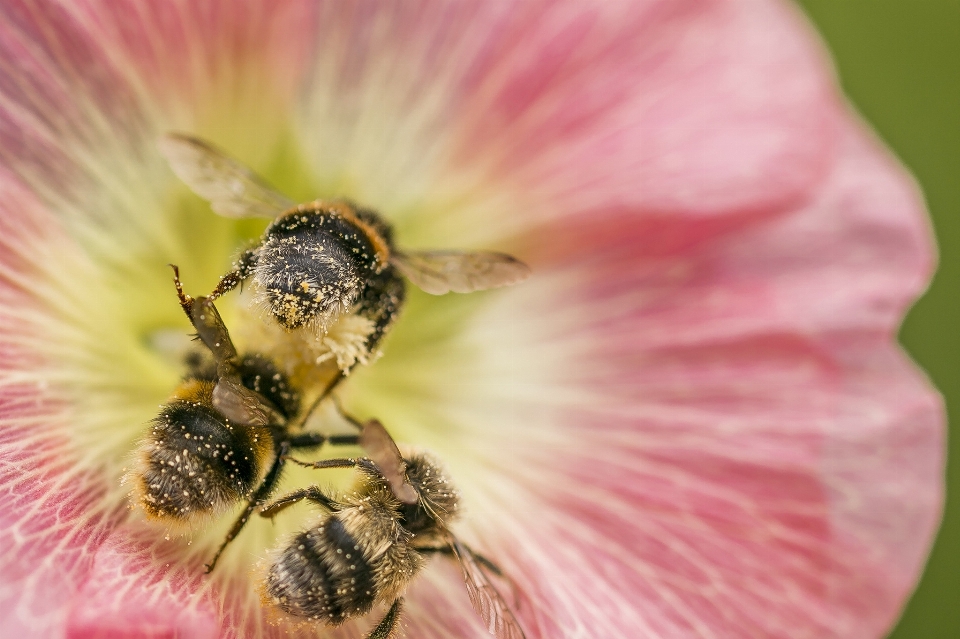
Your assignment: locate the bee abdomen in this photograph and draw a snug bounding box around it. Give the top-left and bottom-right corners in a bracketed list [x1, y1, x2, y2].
[137, 400, 268, 519]
[265, 518, 377, 624]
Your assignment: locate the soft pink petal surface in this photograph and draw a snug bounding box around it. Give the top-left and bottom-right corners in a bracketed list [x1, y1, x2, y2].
[467, 123, 939, 638]
[65, 536, 219, 639]
[0, 1, 942, 638]
[450, 0, 836, 220]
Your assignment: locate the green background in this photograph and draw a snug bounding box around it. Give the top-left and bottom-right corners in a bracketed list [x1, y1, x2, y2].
[797, 2, 959, 637]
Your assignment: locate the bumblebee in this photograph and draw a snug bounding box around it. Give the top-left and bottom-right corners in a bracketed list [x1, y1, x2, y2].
[259, 420, 527, 639]
[158, 133, 530, 342]
[133, 269, 362, 571]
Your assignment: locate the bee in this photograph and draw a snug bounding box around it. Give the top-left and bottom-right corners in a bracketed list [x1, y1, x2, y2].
[157, 133, 530, 345]
[133, 268, 363, 571]
[259, 420, 527, 639]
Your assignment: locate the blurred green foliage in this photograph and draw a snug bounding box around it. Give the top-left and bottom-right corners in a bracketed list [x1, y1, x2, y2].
[796, 2, 960, 637]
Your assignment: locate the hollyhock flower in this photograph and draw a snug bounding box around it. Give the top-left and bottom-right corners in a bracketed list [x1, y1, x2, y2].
[0, 0, 943, 637]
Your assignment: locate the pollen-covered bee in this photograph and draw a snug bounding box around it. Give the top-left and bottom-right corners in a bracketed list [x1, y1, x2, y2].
[158, 133, 530, 347]
[259, 420, 527, 639]
[133, 269, 362, 571]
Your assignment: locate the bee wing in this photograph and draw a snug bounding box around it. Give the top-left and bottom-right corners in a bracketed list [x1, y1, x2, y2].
[213, 378, 284, 427]
[188, 297, 239, 367]
[391, 251, 531, 295]
[359, 419, 419, 505]
[449, 537, 528, 639]
[158, 133, 295, 219]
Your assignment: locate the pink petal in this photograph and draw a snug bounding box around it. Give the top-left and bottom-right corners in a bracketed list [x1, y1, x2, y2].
[0, 175, 108, 636]
[275, 1, 837, 248]
[450, 0, 837, 221]
[452, 121, 939, 638]
[64, 0, 317, 127]
[64, 536, 219, 639]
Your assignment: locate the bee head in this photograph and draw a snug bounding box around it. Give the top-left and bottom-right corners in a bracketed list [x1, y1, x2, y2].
[396, 454, 461, 536]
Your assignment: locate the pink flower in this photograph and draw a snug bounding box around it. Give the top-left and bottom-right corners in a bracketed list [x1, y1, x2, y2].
[0, 0, 942, 638]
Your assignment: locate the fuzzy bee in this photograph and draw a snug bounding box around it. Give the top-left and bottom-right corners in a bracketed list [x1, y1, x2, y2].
[259, 420, 527, 639]
[158, 133, 530, 346]
[133, 269, 362, 571]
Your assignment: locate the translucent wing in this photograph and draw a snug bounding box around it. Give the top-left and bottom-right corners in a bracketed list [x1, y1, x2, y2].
[188, 297, 239, 369]
[158, 133, 294, 219]
[391, 251, 531, 295]
[213, 378, 284, 427]
[449, 537, 528, 639]
[359, 420, 418, 505]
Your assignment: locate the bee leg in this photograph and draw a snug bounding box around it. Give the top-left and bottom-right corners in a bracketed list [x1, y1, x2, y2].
[330, 395, 364, 431]
[282, 455, 400, 494]
[366, 598, 404, 639]
[168, 271, 242, 376]
[282, 370, 346, 433]
[287, 431, 361, 451]
[208, 270, 241, 300]
[205, 441, 291, 573]
[282, 456, 361, 470]
[283, 455, 397, 495]
[169, 264, 193, 316]
[209, 249, 256, 301]
[259, 486, 337, 519]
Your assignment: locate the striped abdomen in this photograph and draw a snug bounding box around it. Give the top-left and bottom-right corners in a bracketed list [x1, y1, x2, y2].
[264, 492, 423, 625]
[265, 517, 379, 623]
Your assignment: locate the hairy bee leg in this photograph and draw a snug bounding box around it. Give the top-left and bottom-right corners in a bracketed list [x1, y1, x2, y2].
[367, 598, 404, 639]
[169, 264, 193, 317]
[205, 441, 291, 573]
[321, 370, 346, 400]
[288, 450, 417, 509]
[209, 249, 256, 301]
[206, 438, 362, 570]
[259, 486, 338, 518]
[283, 456, 361, 470]
[207, 270, 241, 301]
